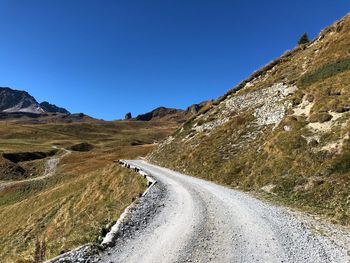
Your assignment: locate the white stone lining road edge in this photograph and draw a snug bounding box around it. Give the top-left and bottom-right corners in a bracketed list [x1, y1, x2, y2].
[45, 160, 158, 263]
[101, 160, 157, 246]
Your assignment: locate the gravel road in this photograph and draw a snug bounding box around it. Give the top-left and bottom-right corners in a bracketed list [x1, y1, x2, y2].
[100, 160, 350, 263]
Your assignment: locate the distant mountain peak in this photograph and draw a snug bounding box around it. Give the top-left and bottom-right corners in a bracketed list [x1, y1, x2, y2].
[40, 101, 69, 114]
[0, 87, 69, 114]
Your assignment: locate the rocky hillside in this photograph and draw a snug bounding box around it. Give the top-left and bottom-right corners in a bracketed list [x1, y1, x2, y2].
[0, 87, 69, 114]
[149, 13, 350, 225]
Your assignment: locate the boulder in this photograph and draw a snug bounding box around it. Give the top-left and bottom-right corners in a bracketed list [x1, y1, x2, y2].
[125, 112, 132, 120]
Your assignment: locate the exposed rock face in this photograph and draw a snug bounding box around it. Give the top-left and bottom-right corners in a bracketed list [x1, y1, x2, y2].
[0, 87, 69, 114]
[0, 87, 41, 113]
[40, 101, 69, 114]
[124, 112, 132, 120]
[149, 13, 350, 224]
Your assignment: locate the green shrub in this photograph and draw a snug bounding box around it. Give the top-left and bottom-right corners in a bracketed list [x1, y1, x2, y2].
[327, 153, 350, 174]
[298, 33, 310, 45]
[309, 112, 333, 123]
[183, 121, 193, 131]
[300, 58, 350, 85]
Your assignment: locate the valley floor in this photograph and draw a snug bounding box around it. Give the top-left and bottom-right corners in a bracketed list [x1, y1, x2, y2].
[100, 161, 350, 263]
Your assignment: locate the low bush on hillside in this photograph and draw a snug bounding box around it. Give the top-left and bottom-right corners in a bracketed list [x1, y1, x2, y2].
[300, 58, 350, 86]
[68, 142, 94, 152]
[327, 152, 350, 174]
[309, 112, 333, 123]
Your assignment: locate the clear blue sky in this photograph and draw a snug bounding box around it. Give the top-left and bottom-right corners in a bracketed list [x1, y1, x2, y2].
[0, 1, 349, 120]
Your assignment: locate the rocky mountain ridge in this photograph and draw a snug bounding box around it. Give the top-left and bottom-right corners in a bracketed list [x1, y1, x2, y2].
[0, 87, 69, 114]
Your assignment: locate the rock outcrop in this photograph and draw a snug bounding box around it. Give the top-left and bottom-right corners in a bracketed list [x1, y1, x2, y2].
[124, 112, 132, 120]
[40, 101, 69, 114]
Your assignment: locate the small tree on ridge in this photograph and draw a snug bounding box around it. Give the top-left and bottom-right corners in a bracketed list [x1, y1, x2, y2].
[298, 33, 310, 45]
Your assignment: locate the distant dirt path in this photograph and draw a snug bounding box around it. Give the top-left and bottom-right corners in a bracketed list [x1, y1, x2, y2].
[0, 148, 70, 190]
[100, 160, 350, 263]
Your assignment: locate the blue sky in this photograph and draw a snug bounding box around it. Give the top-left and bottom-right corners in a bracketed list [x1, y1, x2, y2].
[0, 1, 349, 120]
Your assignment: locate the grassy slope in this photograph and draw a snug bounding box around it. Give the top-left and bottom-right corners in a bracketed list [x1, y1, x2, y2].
[149, 14, 350, 225]
[0, 120, 178, 262]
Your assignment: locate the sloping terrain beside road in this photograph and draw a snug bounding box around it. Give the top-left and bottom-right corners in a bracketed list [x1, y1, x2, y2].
[100, 161, 350, 263]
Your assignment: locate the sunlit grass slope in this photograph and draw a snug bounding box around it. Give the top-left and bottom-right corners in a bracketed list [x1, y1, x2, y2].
[0, 120, 178, 262]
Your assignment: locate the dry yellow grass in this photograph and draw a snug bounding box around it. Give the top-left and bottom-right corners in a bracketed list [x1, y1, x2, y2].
[0, 120, 178, 262]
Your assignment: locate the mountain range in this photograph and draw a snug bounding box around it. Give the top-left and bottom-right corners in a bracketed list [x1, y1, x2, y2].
[0, 87, 209, 123]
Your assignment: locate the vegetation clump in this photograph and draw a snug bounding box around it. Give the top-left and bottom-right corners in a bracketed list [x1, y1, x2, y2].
[308, 112, 333, 123]
[69, 142, 94, 152]
[298, 32, 310, 45]
[300, 58, 350, 86]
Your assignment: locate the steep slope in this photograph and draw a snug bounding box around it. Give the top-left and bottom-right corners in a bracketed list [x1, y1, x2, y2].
[0, 87, 69, 114]
[149, 13, 350, 225]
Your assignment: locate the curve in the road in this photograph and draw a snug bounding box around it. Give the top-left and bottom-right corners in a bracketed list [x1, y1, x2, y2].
[100, 160, 350, 263]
